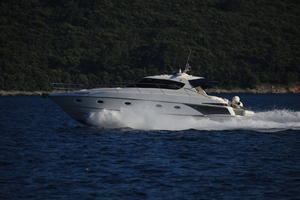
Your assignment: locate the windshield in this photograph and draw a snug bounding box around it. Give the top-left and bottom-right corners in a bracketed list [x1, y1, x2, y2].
[127, 78, 185, 90]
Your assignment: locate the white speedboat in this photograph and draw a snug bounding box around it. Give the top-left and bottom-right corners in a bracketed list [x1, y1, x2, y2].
[50, 68, 254, 125]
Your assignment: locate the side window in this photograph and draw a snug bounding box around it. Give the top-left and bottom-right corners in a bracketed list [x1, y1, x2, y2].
[128, 78, 185, 89]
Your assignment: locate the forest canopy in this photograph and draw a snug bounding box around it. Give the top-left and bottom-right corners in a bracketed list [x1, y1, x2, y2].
[0, 0, 299, 90]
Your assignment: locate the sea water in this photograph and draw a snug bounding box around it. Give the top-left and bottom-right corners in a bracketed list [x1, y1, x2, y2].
[0, 94, 299, 199]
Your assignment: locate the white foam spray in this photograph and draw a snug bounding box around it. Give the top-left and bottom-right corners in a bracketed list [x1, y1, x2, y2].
[86, 106, 300, 132]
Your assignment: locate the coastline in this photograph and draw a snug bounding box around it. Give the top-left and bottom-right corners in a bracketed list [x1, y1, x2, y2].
[0, 90, 50, 96]
[0, 85, 299, 96]
[206, 85, 300, 94]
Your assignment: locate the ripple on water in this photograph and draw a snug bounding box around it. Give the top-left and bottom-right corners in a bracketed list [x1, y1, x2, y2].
[0, 96, 300, 199]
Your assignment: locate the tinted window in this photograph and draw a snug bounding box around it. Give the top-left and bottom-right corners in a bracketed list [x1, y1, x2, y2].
[127, 78, 184, 90]
[189, 78, 218, 89]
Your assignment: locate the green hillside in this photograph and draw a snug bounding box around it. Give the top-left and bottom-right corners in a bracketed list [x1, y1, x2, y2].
[0, 0, 299, 90]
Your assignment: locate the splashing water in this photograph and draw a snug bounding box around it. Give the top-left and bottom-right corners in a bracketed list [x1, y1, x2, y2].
[86, 106, 300, 132]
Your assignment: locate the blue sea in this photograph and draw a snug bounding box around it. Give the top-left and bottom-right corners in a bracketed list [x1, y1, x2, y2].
[1, 94, 300, 199]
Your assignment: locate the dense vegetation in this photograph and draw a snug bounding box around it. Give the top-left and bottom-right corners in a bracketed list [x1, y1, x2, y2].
[0, 0, 299, 90]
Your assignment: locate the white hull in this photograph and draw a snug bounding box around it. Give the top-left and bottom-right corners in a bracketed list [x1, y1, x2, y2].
[51, 95, 237, 124]
[50, 72, 254, 126]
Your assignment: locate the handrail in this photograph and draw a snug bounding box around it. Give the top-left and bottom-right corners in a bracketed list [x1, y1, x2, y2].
[51, 82, 185, 91]
[51, 82, 197, 97]
[125, 83, 183, 90]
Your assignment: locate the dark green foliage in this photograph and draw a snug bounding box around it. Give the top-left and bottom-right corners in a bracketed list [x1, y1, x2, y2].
[0, 0, 299, 90]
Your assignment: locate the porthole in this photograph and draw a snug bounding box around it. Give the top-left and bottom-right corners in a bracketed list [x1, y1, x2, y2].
[156, 104, 162, 107]
[174, 105, 181, 109]
[124, 102, 131, 105]
[75, 99, 82, 103]
[97, 100, 104, 103]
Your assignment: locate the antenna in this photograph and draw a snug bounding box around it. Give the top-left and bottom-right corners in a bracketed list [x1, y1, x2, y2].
[184, 48, 192, 73]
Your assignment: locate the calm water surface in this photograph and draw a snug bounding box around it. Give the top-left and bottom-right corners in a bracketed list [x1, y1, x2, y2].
[0, 94, 299, 199]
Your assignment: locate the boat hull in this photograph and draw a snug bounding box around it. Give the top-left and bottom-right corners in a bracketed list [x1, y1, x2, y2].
[50, 93, 236, 125]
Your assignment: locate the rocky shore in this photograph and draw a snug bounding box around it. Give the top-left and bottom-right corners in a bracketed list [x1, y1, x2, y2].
[206, 84, 300, 94]
[0, 90, 50, 96]
[0, 85, 299, 96]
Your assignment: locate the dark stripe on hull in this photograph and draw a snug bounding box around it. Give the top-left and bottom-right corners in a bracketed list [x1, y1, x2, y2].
[185, 104, 231, 115]
[202, 103, 228, 106]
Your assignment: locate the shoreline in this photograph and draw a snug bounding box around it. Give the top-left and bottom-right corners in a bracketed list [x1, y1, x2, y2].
[0, 91, 50, 96]
[0, 85, 299, 96]
[207, 84, 300, 94]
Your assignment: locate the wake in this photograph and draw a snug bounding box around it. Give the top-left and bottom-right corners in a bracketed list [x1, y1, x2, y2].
[86, 108, 300, 132]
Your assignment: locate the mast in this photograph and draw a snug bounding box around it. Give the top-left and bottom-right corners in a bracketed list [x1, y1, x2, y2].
[183, 48, 192, 73]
